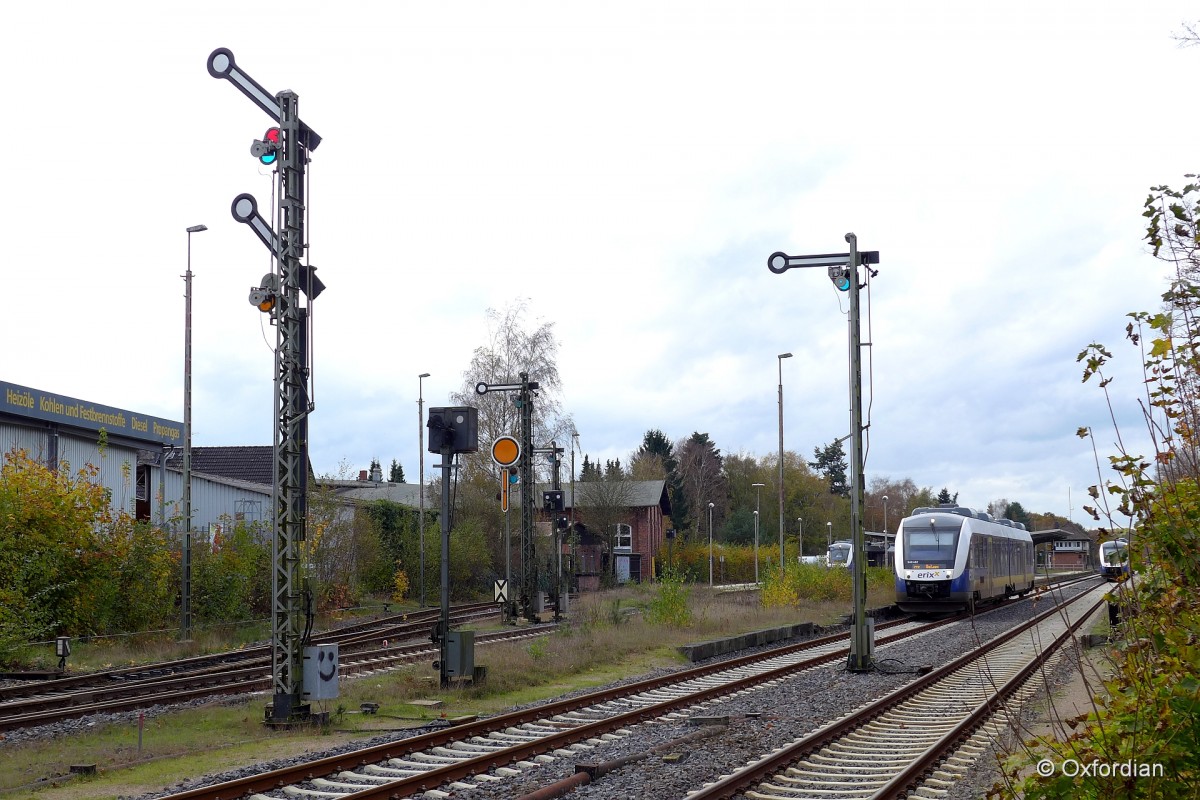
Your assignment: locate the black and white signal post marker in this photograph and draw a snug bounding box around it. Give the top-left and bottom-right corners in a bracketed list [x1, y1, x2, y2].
[209, 48, 325, 723]
[768, 234, 879, 673]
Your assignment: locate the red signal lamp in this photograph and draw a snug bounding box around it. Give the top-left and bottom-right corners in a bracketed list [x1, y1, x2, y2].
[250, 128, 281, 166]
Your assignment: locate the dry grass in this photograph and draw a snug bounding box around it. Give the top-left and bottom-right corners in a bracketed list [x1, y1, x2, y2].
[6, 583, 893, 799]
[34, 606, 400, 673]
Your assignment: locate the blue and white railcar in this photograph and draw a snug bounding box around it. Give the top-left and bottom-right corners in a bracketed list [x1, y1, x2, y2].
[1098, 538, 1130, 581]
[827, 538, 893, 569]
[894, 505, 1035, 613]
[827, 540, 852, 568]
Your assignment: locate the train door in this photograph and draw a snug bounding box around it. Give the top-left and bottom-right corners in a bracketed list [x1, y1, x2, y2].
[988, 537, 999, 599]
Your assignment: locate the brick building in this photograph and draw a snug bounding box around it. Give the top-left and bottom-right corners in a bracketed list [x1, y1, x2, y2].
[535, 480, 672, 589]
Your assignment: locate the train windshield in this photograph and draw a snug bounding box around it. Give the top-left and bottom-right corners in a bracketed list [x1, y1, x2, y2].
[1100, 541, 1128, 564]
[902, 520, 960, 568]
[828, 545, 850, 564]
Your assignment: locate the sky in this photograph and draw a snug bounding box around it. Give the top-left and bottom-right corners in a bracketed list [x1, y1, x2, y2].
[2, 1, 1195, 525]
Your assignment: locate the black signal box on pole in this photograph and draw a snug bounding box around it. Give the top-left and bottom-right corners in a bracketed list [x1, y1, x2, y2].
[427, 407, 479, 453]
[542, 489, 564, 512]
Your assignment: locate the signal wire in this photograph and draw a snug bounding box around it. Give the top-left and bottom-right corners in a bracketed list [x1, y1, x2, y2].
[863, 263, 875, 469]
[260, 169, 279, 354]
[304, 153, 316, 415]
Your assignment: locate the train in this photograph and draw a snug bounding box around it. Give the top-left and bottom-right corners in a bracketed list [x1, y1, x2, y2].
[1098, 538, 1130, 581]
[827, 540, 852, 567]
[894, 505, 1035, 614]
[826, 538, 894, 570]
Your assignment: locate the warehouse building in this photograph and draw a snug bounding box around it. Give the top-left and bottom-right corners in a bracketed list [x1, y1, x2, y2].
[0, 379, 270, 534]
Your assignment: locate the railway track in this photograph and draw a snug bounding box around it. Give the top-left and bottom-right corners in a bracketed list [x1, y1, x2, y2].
[690, 580, 1109, 799]
[0, 602, 506, 732]
[16, 578, 1104, 796]
[147, 583, 1100, 800]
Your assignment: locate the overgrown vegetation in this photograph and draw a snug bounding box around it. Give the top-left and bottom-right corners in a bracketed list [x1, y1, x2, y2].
[0, 452, 498, 667]
[644, 567, 692, 626]
[996, 177, 1200, 798]
[759, 562, 893, 608]
[0, 450, 175, 660]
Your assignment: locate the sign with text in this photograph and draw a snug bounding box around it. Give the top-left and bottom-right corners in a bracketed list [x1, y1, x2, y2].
[0, 380, 183, 446]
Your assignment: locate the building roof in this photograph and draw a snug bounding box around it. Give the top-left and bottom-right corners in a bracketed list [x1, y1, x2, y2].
[319, 479, 429, 507]
[535, 480, 671, 514]
[1030, 528, 1072, 546]
[165, 446, 275, 487]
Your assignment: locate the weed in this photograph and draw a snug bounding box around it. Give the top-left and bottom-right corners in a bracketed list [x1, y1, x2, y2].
[645, 568, 692, 627]
[525, 636, 548, 661]
[607, 599, 626, 625]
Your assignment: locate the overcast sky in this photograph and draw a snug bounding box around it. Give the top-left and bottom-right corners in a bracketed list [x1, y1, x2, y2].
[2, 1, 1194, 524]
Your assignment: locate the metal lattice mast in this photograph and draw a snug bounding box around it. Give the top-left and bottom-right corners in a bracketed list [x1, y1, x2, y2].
[518, 372, 537, 621]
[207, 47, 323, 721]
[270, 90, 308, 718]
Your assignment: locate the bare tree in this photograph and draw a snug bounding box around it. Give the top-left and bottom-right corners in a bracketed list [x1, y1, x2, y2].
[867, 476, 929, 523]
[987, 498, 1010, 520]
[450, 300, 575, 481]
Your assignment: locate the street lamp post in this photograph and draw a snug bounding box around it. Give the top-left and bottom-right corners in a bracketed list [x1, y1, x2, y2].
[418, 372, 430, 606]
[571, 430, 579, 581]
[751, 482, 765, 581]
[827, 520, 832, 548]
[797, 517, 803, 561]
[777, 352, 792, 569]
[752, 511, 759, 579]
[182, 223, 207, 641]
[708, 502, 715, 587]
[883, 494, 890, 533]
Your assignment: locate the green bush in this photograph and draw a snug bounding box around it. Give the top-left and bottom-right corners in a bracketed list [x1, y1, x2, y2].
[190, 522, 271, 623]
[645, 567, 693, 627]
[761, 562, 890, 608]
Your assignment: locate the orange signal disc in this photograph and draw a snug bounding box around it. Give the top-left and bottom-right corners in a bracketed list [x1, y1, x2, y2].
[491, 436, 520, 466]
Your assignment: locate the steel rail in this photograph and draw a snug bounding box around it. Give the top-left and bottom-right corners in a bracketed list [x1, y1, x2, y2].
[870, 592, 1105, 798]
[0, 602, 498, 703]
[151, 581, 1101, 800]
[685, 585, 1107, 799]
[152, 613, 991, 799]
[0, 623, 546, 733]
